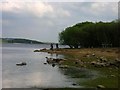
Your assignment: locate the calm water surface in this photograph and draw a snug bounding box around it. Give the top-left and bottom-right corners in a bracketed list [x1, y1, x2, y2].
[2, 43, 79, 88]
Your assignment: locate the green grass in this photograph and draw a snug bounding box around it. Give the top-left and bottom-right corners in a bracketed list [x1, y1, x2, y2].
[80, 76, 119, 88]
[60, 55, 119, 88]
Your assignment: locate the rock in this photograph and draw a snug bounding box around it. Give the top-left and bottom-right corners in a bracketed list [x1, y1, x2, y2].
[110, 75, 116, 77]
[108, 60, 120, 67]
[115, 58, 120, 64]
[100, 57, 104, 61]
[97, 85, 105, 88]
[91, 61, 97, 65]
[44, 63, 47, 65]
[97, 59, 100, 62]
[75, 61, 78, 64]
[43, 89, 49, 90]
[100, 56, 104, 59]
[80, 65, 86, 68]
[72, 83, 77, 86]
[96, 57, 99, 59]
[103, 58, 107, 62]
[52, 63, 56, 67]
[84, 54, 90, 57]
[48, 52, 51, 53]
[59, 61, 64, 64]
[99, 57, 107, 63]
[16, 62, 27, 66]
[86, 54, 90, 57]
[104, 63, 110, 67]
[107, 50, 111, 52]
[41, 48, 46, 50]
[96, 62, 106, 67]
[34, 50, 40, 52]
[46, 57, 65, 64]
[46, 57, 54, 64]
[115, 67, 119, 69]
[64, 73, 68, 75]
[59, 65, 68, 68]
[92, 53, 95, 56]
[63, 58, 67, 61]
[53, 58, 62, 63]
[115, 58, 120, 61]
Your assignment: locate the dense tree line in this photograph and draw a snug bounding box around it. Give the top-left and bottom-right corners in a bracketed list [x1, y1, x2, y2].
[2, 38, 43, 44]
[59, 21, 119, 48]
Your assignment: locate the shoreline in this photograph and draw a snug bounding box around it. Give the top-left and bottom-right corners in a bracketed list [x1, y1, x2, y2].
[34, 48, 120, 88]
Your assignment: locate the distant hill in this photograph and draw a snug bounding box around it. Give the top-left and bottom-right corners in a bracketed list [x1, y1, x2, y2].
[0, 38, 44, 44]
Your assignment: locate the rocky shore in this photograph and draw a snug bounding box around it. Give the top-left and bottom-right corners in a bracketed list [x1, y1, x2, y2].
[34, 48, 120, 88]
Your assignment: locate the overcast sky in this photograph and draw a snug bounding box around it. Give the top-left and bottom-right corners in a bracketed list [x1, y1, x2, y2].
[1, 0, 118, 43]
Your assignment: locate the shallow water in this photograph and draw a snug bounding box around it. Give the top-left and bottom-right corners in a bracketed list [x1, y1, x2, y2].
[2, 43, 99, 88]
[2, 43, 80, 88]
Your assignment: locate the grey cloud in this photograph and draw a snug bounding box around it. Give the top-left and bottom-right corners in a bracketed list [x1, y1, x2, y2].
[2, 2, 118, 43]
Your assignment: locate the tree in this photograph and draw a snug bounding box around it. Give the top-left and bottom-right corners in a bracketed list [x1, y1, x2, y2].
[59, 21, 119, 48]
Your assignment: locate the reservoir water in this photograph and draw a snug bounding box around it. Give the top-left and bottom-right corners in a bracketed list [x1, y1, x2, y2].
[2, 43, 79, 88]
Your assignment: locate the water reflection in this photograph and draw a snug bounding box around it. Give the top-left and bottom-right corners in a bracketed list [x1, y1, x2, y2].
[2, 44, 78, 88]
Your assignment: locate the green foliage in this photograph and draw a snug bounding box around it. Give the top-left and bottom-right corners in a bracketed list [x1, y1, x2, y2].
[59, 21, 119, 48]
